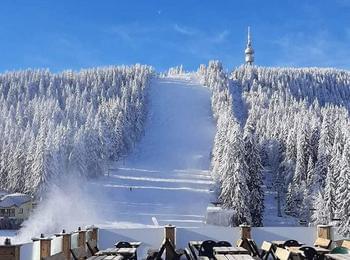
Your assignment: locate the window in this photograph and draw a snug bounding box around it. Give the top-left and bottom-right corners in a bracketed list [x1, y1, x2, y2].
[18, 208, 23, 214]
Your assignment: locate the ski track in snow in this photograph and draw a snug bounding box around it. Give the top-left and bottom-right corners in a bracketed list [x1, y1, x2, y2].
[87, 75, 216, 227]
[106, 174, 214, 185]
[262, 169, 299, 226]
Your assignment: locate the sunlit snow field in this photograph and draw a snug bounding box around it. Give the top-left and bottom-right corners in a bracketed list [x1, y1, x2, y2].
[88, 76, 216, 226]
[3, 74, 300, 243]
[8, 75, 217, 242]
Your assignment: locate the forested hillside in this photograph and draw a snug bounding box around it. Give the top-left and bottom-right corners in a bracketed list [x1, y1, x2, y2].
[1, 61, 348, 234]
[0, 65, 153, 194]
[200, 61, 350, 235]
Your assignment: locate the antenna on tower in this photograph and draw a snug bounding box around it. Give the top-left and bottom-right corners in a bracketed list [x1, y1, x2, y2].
[245, 26, 254, 65]
[247, 26, 251, 45]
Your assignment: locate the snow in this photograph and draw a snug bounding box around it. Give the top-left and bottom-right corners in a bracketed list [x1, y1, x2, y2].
[262, 169, 299, 226]
[206, 206, 235, 226]
[87, 75, 216, 227]
[0, 230, 17, 242]
[10, 75, 215, 243]
[0, 193, 32, 207]
[213, 75, 301, 227]
[0, 190, 8, 197]
[229, 81, 248, 127]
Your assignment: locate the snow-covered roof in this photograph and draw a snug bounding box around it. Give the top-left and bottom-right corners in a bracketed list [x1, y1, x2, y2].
[0, 193, 32, 208]
[0, 190, 8, 197]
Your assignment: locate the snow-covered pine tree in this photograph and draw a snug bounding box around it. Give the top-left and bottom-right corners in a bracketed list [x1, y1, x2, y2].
[0, 65, 153, 194]
[211, 111, 231, 183]
[287, 119, 310, 217]
[337, 137, 350, 236]
[312, 191, 329, 225]
[243, 128, 264, 226]
[323, 155, 338, 222]
[208, 63, 350, 231]
[219, 117, 252, 226]
[285, 182, 299, 217]
[314, 110, 335, 189]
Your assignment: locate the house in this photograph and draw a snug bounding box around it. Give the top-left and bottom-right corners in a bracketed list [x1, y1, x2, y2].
[0, 192, 33, 228]
[0, 190, 8, 197]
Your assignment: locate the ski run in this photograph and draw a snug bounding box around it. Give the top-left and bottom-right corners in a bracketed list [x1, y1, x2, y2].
[87, 75, 216, 227]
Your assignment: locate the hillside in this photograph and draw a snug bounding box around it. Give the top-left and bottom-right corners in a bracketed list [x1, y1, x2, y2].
[87, 75, 216, 226]
[202, 62, 350, 235]
[1, 63, 349, 242]
[0, 65, 152, 194]
[10, 74, 216, 242]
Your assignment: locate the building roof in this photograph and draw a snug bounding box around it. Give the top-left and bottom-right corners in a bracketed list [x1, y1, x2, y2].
[0, 193, 32, 208]
[0, 190, 8, 197]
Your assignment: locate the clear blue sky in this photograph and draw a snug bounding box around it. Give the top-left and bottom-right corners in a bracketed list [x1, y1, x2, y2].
[0, 0, 349, 72]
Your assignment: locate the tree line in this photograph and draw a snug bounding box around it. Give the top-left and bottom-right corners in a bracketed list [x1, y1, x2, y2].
[198, 61, 264, 227]
[199, 61, 350, 236]
[0, 65, 153, 195]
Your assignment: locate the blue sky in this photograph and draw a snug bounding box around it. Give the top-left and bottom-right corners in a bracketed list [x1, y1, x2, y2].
[0, 0, 349, 72]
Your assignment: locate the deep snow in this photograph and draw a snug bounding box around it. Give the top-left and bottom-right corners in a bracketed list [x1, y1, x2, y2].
[262, 169, 299, 226]
[0, 74, 297, 246]
[0, 230, 16, 242]
[2, 74, 300, 244]
[6, 75, 216, 243]
[228, 78, 298, 227]
[87, 75, 216, 227]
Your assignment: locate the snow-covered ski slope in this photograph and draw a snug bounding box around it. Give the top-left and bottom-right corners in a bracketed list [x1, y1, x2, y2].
[90, 75, 216, 227]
